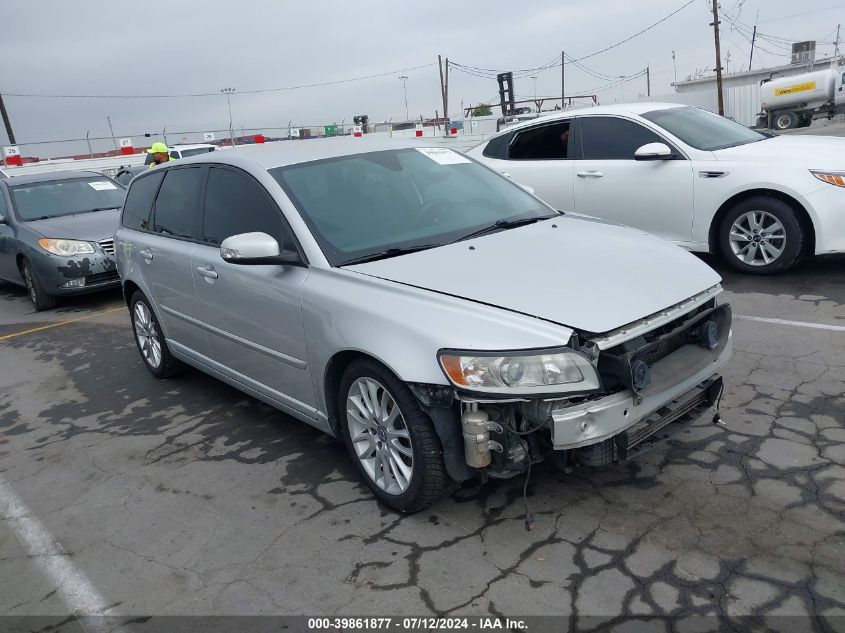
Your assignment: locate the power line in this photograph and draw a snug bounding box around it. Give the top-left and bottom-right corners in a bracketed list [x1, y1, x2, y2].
[758, 4, 845, 24]
[4, 63, 438, 99]
[451, 0, 696, 78]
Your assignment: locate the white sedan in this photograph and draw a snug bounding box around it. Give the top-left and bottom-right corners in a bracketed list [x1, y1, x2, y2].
[468, 103, 845, 274]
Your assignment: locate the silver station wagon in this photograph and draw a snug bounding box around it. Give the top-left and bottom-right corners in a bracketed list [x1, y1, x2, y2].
[115, 139, 732, 512]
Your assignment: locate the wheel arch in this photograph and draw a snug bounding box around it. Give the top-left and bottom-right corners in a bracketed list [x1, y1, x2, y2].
[708, 188, 816, 256]
[322, 349, 406, 438]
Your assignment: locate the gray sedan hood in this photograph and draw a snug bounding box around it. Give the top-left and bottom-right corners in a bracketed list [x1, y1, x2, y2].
[24, 209, 121, 241]
[346, 216, 721, 334]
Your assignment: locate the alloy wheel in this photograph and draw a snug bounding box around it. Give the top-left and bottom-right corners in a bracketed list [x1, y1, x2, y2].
[346, 377, 414, 495]
[23, 266, 37, 305]
[728, 210, 786, 267]
[133, 302, 162, 368]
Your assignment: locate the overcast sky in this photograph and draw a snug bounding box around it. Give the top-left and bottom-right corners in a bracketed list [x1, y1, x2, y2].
[2, 0, 841, 156]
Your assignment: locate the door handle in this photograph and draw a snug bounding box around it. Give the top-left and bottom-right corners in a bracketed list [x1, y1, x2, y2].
[196, 265, 218, 279]
[140, 249, 153, 261]
[577, 171, 604, 178]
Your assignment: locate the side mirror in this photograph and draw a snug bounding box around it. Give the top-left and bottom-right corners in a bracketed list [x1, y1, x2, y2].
[518, 183, 535, 195]
[220, 232, 303, 266]
[634, 142, 673, 161]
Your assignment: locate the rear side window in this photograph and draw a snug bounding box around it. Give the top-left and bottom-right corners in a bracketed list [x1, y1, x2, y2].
[121, 172, 163, 231]
[509, 121, 572, 159]
[202, 167, 295, 250]
[579, 117, 662, 160]
[151, 167, 202, 239]
[481, 132, 513, 159]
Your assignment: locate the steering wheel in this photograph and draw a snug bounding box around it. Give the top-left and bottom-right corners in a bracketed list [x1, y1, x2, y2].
[416, 197, 499, 226]
[415, 199, 451, 225]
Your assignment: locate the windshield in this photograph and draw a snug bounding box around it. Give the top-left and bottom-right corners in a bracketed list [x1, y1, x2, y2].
[10, 177, 125, 221]
[180, 147, 215, 157]
[270, 148, 555, 266]
[642, 107, 766, 151]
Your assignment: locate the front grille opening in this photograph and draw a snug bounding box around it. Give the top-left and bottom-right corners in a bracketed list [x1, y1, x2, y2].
[85, 271, 120, 286]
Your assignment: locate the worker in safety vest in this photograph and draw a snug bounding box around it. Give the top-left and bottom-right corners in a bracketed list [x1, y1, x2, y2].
[147, 142, 172, 167]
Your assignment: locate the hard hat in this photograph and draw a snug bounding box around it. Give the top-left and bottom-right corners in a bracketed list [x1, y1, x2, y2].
[147, 142, 169, 154]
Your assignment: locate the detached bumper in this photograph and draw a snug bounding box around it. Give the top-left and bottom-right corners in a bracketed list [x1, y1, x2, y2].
[550, 330, 732, 451]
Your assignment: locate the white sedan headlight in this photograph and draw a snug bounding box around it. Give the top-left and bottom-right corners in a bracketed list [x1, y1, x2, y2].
[438, 349, 600, 396]
[810, 171, 845, 188]
[38, 239, 96, 256]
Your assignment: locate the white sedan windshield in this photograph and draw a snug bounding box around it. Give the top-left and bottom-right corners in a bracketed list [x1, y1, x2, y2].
[642, 107, 766, 151]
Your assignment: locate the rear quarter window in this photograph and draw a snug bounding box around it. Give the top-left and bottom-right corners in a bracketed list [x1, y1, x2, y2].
[482, 132, 514, 159]
[121, 171, 163, 231]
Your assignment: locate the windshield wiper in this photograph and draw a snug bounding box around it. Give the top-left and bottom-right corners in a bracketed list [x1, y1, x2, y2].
[84, 206, 121, 213]
[455, 215, 554, 242]
[339, 244, 441, 266]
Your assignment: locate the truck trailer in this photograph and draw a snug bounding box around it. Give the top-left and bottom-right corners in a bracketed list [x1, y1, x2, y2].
[758, 66, 845, 130]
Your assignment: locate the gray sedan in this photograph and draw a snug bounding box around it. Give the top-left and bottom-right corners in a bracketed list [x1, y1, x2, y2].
[116, 139, 731, 512]
[0, 171, 124, 310]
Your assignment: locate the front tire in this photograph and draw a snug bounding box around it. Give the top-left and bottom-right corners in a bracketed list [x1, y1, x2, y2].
[21, 260, 56, 311]
[339, 358, 450, 512]
[719, 196, 804, 274]
[130, 291, 182, 378]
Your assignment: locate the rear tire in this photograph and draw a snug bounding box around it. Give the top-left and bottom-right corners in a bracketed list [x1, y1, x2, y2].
[718, 196, 804, 274]
[21, 260, 56, 311]
[338, 358, 450, 512]
[773, 111, 799, 131]
[130, 291, 182, 378]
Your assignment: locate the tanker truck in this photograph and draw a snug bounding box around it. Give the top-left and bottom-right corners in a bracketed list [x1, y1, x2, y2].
[758, 66, 845, 130]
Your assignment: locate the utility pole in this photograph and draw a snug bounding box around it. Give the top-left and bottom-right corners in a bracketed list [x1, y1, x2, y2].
[107, 116, 117, 151]
[646, 65, 651, 97]
[438, 56, 449, 136]
[672, 50, 677, 85]
[710, 0, 725, 115]
[0, 92, 15, 145]
[561, 51, 565, 108]
[398, 75, 409, 121]
[221, 88, 236, 147]
[834, 24, 841, 65]
[86, 130, 93, 158]
[748, 26, 757, 71]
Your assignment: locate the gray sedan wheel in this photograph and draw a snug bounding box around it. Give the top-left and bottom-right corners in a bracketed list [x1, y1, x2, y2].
[21, 260, 56, 311]
[339, 358, 450, 512]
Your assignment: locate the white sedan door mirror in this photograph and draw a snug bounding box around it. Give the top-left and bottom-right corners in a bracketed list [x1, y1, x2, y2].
[634, 142, 673, 161]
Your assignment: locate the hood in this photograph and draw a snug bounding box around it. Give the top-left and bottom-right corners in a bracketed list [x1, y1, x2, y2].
[23, 209, 121, 242]
[714, 135, 845, 170]
[346, 216, 720, 334]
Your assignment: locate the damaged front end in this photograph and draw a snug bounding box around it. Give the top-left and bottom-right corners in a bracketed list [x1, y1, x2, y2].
[419, 285, 732, 481]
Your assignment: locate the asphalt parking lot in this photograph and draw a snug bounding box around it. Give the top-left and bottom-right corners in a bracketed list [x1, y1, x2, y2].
[1, 251, 843, 627]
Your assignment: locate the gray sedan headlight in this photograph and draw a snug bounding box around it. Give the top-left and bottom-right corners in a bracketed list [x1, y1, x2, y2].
[438, 349, 600, 396]
[38, 239, 95, 256]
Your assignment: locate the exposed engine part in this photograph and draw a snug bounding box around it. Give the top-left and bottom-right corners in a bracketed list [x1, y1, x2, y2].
[486, 406, 540, 479]
[461, 403, 503, 468]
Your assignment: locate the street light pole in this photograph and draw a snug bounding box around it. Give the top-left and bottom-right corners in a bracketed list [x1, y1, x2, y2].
[531, 76, 537, 101]
[398, 76, 409, 121]
[220, 88, 236, 148]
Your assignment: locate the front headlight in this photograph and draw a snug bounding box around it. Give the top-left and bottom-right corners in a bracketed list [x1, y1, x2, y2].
[438, 348, 600, 396]
[811, 171, 845, 188]
[38, 239, 96, 256]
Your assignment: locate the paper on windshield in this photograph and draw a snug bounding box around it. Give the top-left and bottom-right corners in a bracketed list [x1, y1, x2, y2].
[415, 147, 471, 165]
[88, 181, 118, 191]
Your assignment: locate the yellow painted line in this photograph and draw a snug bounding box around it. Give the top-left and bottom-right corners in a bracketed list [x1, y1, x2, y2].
[0, 306, 127, 341]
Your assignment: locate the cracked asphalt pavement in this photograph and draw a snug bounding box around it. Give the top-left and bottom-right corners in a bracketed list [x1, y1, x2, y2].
[0, 254, 844, 624]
